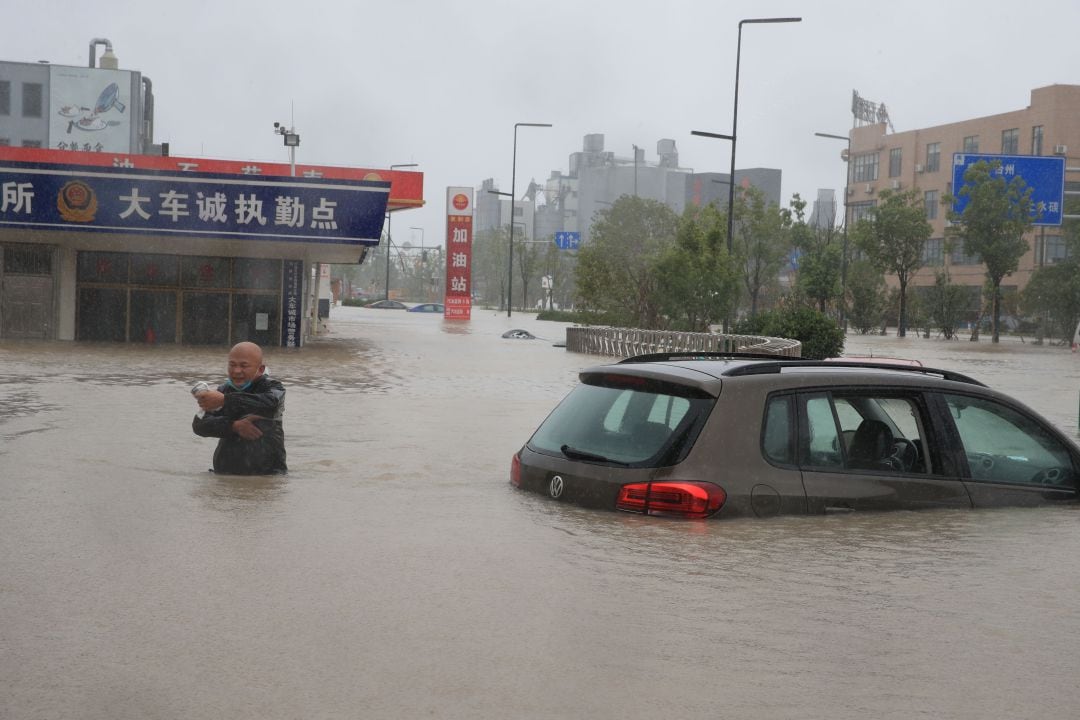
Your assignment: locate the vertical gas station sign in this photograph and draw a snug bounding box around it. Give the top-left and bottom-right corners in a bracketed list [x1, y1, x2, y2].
[444, 186, 473, 320]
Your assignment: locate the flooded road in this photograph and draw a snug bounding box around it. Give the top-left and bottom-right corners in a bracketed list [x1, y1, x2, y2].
[2, 311, 1079, 719]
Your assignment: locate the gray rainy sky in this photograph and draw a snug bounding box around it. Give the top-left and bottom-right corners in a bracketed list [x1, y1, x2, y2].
[7, 0, 1080, 248]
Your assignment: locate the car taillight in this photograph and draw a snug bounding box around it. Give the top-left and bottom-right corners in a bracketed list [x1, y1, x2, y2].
[616, 481, 726, 519]
[510, 452, 522, 487]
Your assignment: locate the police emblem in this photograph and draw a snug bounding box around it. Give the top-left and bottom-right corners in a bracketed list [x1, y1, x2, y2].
[57, 181, 98, 223]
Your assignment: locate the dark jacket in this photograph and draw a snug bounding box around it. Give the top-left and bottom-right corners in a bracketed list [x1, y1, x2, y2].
[192, 375, 287, 475]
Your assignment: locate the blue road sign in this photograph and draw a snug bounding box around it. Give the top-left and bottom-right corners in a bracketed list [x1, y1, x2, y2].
[554, 231, 581, 250]
[951, 153, 1065, 226]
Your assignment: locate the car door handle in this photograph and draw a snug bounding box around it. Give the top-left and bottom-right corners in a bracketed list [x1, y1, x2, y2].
[824, 505, 855, 514]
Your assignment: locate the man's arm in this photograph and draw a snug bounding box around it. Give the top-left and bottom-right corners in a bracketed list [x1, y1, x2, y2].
[223, 380, 285, 419]
[192, 411, 232, 438]
[193, 411, 266, 440]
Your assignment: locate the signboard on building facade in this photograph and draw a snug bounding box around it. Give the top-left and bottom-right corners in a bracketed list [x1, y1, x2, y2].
[444, 186, 473, 320]
[48, 66, 138, 153]
[851, 89, 893, 131]
[951, 153, 1066, 226]
[0, 159, 390, 244]
[281, 259, 304, 347]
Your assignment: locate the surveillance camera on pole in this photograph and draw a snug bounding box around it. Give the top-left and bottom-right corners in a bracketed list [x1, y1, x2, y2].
[272, 121, 299, 176]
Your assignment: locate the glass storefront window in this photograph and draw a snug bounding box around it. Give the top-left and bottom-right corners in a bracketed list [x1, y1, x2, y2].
[181, 256, 231, 289]
[183, 292, 231, 345]
[234, 258, 281, 291]
[130, 290, 177, 344]
[77, 251, 128, 284]
[4, 244, 52, 275]
[231, 293, 279, 347]
[77, 288, 127, 341]
[73, 251, 287, 345]
[131, 254, 180, 287]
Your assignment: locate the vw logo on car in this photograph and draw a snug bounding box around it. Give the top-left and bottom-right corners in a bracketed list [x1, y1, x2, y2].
[548, 475, 565, 499]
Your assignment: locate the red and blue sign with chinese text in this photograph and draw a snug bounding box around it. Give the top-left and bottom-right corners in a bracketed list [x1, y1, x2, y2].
[0, 159, 390, 244]
[444, 187, 473, 320]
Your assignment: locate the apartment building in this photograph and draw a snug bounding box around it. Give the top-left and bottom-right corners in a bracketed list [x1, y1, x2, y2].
[844, 84, 1080, 309]
[478, 134, 783, 246]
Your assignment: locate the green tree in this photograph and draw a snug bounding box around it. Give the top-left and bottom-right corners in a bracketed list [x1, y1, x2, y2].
[925, 270, 969, 340]
[846, 259, 887, 335]
[734, 306, 844, 359]
[905, 288, 930, 338]
[946, 160, 1035, 343]
[653, 203, 739, 331]
[350, 237, 397, 300]
[732, 186, 793, 318]
[514, 232, 542, 311]
[852, 188, 931, 337]
[1024, 198, 1080, 342]
[790, 193, 843, 315]
[795, 238, 843, 315]
[1022, 261, 1080, 343]
[540, 242, 575, 311]
[472, 227, 509, 308]
[575, 195, 678, 328]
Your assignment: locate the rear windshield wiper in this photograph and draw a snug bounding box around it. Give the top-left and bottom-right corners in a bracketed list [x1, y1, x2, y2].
[560, 444, 626, 465]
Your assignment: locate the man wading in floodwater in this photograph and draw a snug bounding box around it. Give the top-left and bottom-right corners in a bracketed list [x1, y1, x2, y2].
[192, 341, 287, 475]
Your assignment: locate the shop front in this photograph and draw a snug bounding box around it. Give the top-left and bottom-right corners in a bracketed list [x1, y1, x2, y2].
[0, 147, 423, 345]
[74, 251, 296, 345]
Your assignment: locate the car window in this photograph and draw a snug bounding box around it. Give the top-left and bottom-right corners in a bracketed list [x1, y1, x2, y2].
[836, 393, 930, 474]
[762, 394, 794, 465]
[944, 393, 1075, 487]
[529, 376, 712, 466]
[803, 394, 843, 469]
[603, 388, 690, 432]
[833, 398, 863, 433]
[647, 394, 690, 428]
[801, 391, 930, 474]
[601, 389, 632, 432]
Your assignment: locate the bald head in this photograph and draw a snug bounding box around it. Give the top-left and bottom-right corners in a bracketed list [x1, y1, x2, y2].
[230, 341, 263, 363]
[228, 342, 265, 387]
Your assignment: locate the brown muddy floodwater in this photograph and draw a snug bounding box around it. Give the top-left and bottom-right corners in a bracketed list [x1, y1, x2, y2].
[2, 309, 1080, 719]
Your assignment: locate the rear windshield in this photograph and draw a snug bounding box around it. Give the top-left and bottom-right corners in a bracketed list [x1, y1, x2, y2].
[527, 374, 714, 466]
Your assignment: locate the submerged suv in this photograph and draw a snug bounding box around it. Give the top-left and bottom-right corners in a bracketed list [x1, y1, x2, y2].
[511, 353, 1079, 519]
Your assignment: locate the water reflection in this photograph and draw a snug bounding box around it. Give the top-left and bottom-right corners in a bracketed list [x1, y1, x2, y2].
[439, 319, 474, 335]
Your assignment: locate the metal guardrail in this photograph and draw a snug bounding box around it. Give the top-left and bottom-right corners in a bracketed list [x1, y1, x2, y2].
[565, 326, 802, 358]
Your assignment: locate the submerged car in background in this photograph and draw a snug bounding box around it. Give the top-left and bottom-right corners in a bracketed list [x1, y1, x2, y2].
[365, 299, 408, 310]
[406, 303, 445, 313]
[511, 353, 1078, 519]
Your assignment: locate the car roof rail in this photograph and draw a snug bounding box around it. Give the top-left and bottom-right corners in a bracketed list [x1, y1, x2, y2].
[618, 351, 789, 364]
[721, 360, 986, 386]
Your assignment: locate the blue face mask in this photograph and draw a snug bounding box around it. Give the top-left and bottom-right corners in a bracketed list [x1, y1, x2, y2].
[226, 378, 254, 391]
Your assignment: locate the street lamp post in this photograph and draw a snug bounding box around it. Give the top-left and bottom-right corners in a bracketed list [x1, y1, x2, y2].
[632, 144, 639, 197]
[384, 163, 419, 300]
[504, 122, 552, 318]
[409, 226, 426, 299]
[726, 17, 801, 253]
[690, 130, 734, 247]
[274, 121, 310, 330]
[815, 131, 851, 328]
[487, 189, 513, 311]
